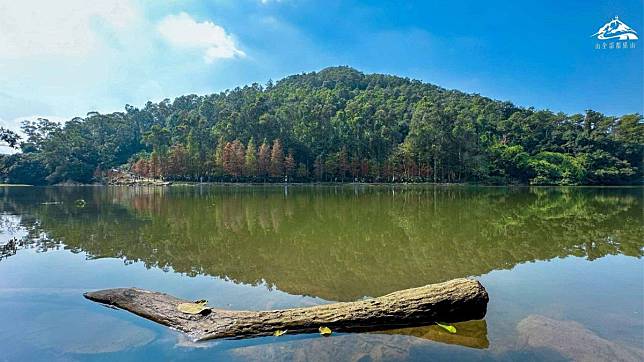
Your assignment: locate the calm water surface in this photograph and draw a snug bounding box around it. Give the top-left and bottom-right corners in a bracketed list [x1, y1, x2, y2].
[0, 185, 642, 361]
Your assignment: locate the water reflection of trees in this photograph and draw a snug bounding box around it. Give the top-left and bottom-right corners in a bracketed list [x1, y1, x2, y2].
[1, 186, 641, 301]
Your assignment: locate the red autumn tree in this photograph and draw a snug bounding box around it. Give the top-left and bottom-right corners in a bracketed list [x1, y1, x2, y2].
[131, 158, 149, 178]
[166, 144, 189, 178]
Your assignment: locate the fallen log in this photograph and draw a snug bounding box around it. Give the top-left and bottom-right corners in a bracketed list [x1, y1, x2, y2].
[84, 278, 488, 341]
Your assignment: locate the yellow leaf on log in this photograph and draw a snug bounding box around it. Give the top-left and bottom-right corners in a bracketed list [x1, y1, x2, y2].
[318, 326, 332, 336]
[177, 300, 209, 314]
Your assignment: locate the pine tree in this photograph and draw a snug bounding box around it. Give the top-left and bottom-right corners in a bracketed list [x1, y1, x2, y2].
[284, 150, 296, 176]
[232, 140, 245, 177]
[258, 139, 271, 178]
[296, 163, 309, 179]
[213, 137, 225, 176]
[223, 140, 246, 178]
[134, 158, 150, 178]
[131, 159, 142, 177]
[150, 151, 161, 179]
[166, 144, 188, 178]
[222, 141, 234, 177]
[337, 146, 349, 182]
[244, 137, 258, 177]
[186, 130, 198, 177]
[270, 139, 284, 177]
[314, 156, 324, 180]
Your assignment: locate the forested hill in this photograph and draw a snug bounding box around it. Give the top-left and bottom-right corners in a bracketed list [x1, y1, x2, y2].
[1, 66, 642, 185]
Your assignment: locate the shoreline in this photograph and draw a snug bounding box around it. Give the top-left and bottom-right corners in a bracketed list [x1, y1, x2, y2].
[1, 182, 641, 188]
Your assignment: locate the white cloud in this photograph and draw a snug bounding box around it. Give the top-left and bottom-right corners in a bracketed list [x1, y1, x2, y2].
[0, 0, 138, 58]
[0, 4, 248, 121]
[157, 12, 245, 63]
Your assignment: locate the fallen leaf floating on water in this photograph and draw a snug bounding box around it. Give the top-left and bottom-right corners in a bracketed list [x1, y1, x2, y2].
[318, 326, 332, 336]
[273, 330, 287, 337]
[177, 300, 209, 314]
[435, 322, 457, 334]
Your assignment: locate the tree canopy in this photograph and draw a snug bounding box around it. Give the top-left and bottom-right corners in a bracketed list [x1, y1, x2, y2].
[1, 66, 642, 185]
[0, 127, 20, 149]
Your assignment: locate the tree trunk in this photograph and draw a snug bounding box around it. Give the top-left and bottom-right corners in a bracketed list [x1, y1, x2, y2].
[433, 156, 437, 183]
[84, 278, 488, 341]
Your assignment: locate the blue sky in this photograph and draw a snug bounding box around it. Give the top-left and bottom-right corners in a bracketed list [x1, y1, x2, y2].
[0, 0, 642, 137]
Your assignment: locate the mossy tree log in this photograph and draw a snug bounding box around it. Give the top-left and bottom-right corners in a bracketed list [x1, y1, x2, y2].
[84, 278, 488, 341]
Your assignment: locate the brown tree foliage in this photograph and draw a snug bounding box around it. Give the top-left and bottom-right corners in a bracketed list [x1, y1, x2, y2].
[166, 144, 189, 177]
[223, 140, 245, 177]
[131, 159, 150, 178]
[257, 140, 271, 177]
[284, 150, 296, 177]
[270, 139, 284, 177]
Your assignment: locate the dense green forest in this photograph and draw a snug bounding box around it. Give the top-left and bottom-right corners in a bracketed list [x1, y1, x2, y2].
[1, 66, 642, 185]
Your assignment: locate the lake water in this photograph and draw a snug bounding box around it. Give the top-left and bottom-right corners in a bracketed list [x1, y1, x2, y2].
[0, 185, 642, 361]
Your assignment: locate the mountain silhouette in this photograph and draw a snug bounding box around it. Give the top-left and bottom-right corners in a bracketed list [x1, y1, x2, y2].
[592, 17, 639, 40]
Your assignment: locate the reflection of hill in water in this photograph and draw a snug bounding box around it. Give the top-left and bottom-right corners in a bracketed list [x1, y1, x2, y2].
[1, 186, 642, 301]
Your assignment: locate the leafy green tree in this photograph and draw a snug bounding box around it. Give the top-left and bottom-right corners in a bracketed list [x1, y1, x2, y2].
[150, 151, 161, 179]
[258, 140, 271, 179]
[244, 137, 258, 177]
[0, 154, 47, 184]
[337, 146, 349, 181]
[583, 150, 636, 185]
[405, 98, 452, 182]
[490, 143, 531, 183]
[20, 118, 61, 152]
[296, 163, 309, 179]
[143, 125, 170, 153]
[527, 152, 587, 185]
[213, 137, 225, 177]
[0, 127, 20, 149]
[314, 156, 324, 181]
